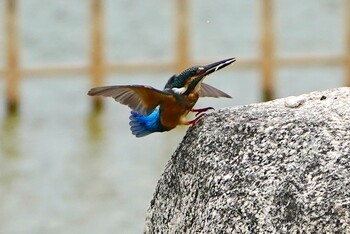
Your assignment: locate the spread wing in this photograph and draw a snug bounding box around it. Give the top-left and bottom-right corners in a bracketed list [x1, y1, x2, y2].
[199, 83, 232, 98]
[88, 85, 172, 116]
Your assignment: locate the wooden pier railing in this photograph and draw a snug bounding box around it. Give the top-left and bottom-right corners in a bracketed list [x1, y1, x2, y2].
[1, 0, 350, 114]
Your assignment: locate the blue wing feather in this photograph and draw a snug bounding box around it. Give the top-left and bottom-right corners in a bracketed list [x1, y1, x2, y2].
[129, 109, 165, 137]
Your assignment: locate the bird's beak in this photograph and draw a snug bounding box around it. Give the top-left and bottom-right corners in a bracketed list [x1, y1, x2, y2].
[184, 57, 235, 95]
[199, 57, 236, 77]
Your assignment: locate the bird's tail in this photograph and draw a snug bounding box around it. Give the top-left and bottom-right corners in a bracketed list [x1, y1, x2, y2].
[129, 109, 163, 137]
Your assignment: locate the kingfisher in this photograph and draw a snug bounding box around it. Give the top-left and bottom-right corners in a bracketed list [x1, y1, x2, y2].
[88, 57, 235, 137]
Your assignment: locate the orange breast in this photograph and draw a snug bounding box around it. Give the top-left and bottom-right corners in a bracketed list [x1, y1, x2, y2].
[159, 93, 199, 130]
[160, 101, 187, 130]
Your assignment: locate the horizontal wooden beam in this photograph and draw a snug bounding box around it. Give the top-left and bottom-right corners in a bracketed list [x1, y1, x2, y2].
[0, 55, 348, 78]
[278, 54, 348, 66]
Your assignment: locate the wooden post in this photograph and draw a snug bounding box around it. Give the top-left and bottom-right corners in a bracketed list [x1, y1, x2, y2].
[5, 0, 20, 114]
[175, 0, 190, 72]
[261, 0, 275, 101]
[346, 0, 350, 87]
[90, 0, 105, 111]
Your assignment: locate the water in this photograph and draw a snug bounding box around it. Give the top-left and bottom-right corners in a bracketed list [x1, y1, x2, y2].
[0, 71, 260, 233]
[0, 0, 347, 233]
[0, 75, 182, 233]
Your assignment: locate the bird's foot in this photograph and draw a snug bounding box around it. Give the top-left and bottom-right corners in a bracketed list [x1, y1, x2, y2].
[191, 107, 214, 117]
[186, 113, 206, 127]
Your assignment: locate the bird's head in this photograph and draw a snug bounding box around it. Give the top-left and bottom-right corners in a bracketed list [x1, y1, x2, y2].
[165, 57, 235, 95]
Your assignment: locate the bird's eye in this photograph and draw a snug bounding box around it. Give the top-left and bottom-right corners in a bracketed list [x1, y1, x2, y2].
[191, 70, 197, 76]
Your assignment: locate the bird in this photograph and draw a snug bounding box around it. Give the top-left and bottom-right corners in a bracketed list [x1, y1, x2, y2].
[88, 57, 235, 137]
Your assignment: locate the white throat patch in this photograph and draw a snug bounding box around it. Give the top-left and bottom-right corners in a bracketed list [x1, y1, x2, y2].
[172, 87, 187, 94]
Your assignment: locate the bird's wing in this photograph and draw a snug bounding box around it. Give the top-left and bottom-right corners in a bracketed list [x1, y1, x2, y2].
[199, 83, 232, 98]
[88, 85, 172, 115]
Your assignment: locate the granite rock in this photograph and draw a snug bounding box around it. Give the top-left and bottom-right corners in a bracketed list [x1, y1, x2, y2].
[145, 87, 350, 233]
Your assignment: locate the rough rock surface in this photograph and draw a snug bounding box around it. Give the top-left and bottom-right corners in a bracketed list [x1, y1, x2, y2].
[145, 87, 350, 233]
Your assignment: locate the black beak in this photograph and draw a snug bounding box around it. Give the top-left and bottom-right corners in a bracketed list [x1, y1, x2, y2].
[184, 57, 235, 95]
[199, 57, 236, 77]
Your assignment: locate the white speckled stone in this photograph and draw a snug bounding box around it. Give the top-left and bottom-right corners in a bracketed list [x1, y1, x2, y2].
[145, 87, 350, 233]
[284, 95, 306, 108]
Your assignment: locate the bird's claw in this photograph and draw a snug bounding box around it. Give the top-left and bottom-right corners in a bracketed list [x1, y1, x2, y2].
[191, 107, 215, 117]
[187, 113, 206, 127]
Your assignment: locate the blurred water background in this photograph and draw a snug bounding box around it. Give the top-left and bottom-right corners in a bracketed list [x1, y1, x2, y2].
[0, 0, 348, 233]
